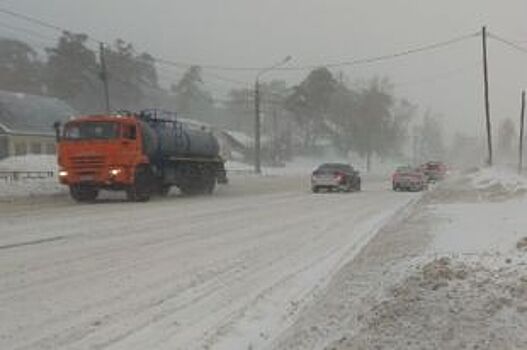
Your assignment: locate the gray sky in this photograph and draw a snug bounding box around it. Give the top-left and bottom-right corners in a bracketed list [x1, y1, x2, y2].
[2, 0, 527, 140]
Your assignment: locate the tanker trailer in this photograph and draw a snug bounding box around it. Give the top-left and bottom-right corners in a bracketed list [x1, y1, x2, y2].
[55, 110, 227, 202]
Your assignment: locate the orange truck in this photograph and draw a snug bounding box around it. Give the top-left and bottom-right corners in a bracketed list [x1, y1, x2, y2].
[54, 110, 227, 202]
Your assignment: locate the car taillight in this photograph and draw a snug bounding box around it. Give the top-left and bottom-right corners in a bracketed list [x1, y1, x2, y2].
[334, 172, 345, 181]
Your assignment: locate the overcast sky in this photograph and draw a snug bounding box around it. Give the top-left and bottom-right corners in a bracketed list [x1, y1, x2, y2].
[2, 0, 527, 140]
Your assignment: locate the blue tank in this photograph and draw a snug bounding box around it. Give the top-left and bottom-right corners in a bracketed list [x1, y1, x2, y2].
[138, 111, 220, 160]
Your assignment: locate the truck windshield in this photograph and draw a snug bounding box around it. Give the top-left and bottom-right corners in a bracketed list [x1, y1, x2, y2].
[63, 122, 119, 140]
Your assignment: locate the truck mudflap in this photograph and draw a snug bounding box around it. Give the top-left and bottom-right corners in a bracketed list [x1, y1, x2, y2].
[216, 164, 228, 184]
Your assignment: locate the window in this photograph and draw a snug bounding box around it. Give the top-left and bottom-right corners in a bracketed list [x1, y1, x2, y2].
[46, 143, 56, 154]
[15, 143, 27, 156]
[30, 142, 42, 154]
[123, 125, 137, 140]
[63, 122, 119, 140]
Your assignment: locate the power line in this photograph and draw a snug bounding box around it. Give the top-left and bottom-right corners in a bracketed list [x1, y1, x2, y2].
[0, 6, 479, 73]
[204, 71, 249, 86]
[393, 60, 481, 89]
[287, 32, 481, 71]
[0, 7, 253, 87]
[0, 7, 102, 44]
[147, 32, 479, 72]
[0, 20, 58, 43]
[488, 32, 527, 55]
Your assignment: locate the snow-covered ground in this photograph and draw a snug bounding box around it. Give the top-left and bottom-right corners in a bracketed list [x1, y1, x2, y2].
[5, 154, 524, 350]
[274, 167, 527, 350]
[0, 171, 417, 350]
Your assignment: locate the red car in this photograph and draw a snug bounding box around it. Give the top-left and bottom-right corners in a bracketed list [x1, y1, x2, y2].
[392, 166, 427, 192]
[421, 161, 447, 182]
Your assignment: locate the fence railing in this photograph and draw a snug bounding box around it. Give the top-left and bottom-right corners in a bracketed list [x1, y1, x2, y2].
[0, 171, 55, 182]
[226, 169, 255, 175]
[0, 169, 253, 182]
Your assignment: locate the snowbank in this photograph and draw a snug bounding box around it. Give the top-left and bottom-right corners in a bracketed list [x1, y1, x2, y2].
[0, 155, 57, 172]
[469, 166, 527, 193]
[0, 155, 63, 199]
[429, 167, 527, 255]
[323, 166, 527, 350]
[335, 254, 527, 350]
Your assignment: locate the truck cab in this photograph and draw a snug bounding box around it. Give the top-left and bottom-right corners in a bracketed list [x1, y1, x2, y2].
[57, 114, 149, 202]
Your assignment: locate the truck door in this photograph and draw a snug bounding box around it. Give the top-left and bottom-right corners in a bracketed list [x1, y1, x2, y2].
[121, 124, 139, 165]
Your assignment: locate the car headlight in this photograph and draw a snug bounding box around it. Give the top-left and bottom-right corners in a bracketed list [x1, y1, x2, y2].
[109, 168, 122, 176]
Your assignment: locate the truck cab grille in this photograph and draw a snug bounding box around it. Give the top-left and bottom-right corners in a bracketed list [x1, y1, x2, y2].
[70, 155, 105, 176]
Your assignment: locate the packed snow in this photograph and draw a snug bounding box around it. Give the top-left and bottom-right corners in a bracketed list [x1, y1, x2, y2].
[0, 168, 418, 350]
[2, 158, 526, 350]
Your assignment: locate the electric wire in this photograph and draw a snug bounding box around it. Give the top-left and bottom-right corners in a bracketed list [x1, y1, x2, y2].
[0, 6, 479, 72]
[488, 32, 527, 55]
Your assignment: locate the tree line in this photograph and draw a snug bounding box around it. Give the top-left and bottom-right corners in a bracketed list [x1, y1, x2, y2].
[1, 33, 443, 166]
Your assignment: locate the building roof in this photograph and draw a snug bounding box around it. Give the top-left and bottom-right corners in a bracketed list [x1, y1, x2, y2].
[0, 90, 77, 136]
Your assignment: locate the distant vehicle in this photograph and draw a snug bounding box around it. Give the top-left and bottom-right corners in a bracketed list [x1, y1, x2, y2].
[392, 166, 427, 192]
[422, 161, 447, 182]
[54, 110, 227, 203]
[311, 163, 361, 193]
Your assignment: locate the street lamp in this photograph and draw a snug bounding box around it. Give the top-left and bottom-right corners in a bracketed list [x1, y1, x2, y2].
[254, 56, 292, 174]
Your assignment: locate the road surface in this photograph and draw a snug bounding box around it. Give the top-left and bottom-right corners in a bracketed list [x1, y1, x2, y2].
[0, 175, 418, 350]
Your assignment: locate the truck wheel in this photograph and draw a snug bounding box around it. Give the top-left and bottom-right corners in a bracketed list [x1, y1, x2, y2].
[204, 177, 216, 194]
[178, 182, 201, 196]
[355, 179, 362, 192]
[180, 177, 215, 195]
[127, 166, 152, 202]
[156, 184, 171, 197]
[70, 185, 99, 202]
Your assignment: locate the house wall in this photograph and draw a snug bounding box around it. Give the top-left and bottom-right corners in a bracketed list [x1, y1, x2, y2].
[0, 135, 8, 159]
[3, 134, 56, 159]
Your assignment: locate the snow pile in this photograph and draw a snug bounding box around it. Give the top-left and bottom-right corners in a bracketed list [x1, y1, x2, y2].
[0, 155, 57, 172]
[518, 237, 527, 251]
[429, 167, 527, 203]
[469, 167, 527, 195]
[0, 155, 63, 199]
[334, 253, 527, 350]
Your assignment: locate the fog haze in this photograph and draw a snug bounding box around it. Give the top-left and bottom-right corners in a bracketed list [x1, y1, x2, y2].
[2, 0, 527, 140]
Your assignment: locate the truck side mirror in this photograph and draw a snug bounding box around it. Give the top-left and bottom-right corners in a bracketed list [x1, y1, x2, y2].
[53, 121, 62, 142]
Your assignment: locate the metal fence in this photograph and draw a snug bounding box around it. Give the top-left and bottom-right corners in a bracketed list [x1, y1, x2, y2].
[0, 171, 55, 182]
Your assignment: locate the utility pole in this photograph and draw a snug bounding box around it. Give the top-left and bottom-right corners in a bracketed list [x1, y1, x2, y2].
[254, 56, 291, 174]
[482, 26, 493, 166]
[519, 90, 526, 174]
[412, 126, 419, 166]
[272, 107, 278, 165]
[99, 42, 111, 113]
[254, 80, 261, 174]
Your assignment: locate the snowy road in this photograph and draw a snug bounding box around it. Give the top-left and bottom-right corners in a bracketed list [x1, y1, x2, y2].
[0, 175, 418, 350]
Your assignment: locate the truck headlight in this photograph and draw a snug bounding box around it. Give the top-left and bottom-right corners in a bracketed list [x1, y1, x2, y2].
[59, 170, 68, 177]
[109, 168, 122, 176]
